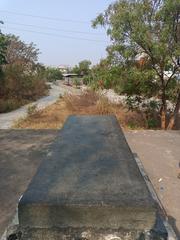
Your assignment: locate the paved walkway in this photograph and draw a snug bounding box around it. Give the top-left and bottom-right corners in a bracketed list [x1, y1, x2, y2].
[126, 130, 180, 239]
[0, 82, 79, 129]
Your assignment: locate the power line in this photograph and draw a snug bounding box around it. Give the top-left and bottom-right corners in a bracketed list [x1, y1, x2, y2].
[4, 21, 104, 36]
[1, 26, 107, 43]
[0, 10, 90, 24]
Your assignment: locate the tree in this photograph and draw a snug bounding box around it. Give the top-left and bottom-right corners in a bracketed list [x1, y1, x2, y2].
[5, 34, 39, 70]
[0, 21, 7, 84]
[0, 21, 7, 66]
[0, 22, 7, 96]
[72, 60, 91, 75]
[45, 67, 63, 82]
[0, 34, 43, 97]
[0, 33, 48, 112]
[0, 36, 7, 66]
[84, 58, 121, 89]
[93, 0, 180, 129]
[2, 63, 48, 101]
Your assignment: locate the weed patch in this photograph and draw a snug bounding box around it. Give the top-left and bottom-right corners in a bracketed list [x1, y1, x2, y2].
[14, 90, 151, 129]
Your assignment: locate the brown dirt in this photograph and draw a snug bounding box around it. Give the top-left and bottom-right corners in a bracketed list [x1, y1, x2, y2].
[14, 100, 70, 129]
[14, 91, 146, 130]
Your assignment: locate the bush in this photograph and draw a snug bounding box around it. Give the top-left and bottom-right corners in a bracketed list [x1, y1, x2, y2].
[96, 97, 113, 115]
[63, 90, 99, 111]
[0, 64, 48, 113]
[83, 75, 92, 85]
[3, 64, 48, 99]
[0, 33, 50, 113]
[125, 96, 161, 129]
[45, 67, 63, 82]
[127, 122, 140, 130]
[124, 110, 147, 129]
[73, 78, 81, 88]
[147, 118, 159, 129]
[0, 98, 27, 113]
[27, 104, 38, 116]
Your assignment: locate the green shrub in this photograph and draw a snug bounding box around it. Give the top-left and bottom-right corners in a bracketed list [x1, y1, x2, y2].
[27, 104, 38, 116]
[0, 98, 26, 113]
[127, 122, 140, 130]
[2, 64, 48, 99]
[83, 75, 92, 85]
[73, 78, 81, 88]
[147, 118, 158, 129]
[45, 67, 63, 82]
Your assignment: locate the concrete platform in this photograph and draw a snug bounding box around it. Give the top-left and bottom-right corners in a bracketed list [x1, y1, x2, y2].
[18, 116, 157, 239]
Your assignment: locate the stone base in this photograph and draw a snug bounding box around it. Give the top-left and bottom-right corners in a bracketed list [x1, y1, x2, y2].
[6, 214, 168, 240]
[7, 225, 167, 240]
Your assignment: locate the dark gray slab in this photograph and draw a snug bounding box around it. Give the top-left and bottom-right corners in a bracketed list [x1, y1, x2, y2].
[18, 115, 157, 231]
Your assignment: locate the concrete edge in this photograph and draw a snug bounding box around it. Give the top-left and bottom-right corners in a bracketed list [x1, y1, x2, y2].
[0, 209, 19, 240]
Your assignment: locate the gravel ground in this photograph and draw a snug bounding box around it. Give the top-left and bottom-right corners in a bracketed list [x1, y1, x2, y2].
[0, 129, 179, 239]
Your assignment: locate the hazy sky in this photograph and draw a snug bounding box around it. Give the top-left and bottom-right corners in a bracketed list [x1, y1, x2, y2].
[0, 0, 112, 67]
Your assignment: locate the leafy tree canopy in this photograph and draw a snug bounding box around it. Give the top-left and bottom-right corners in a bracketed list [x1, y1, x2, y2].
[72, 60, 92, 75]
[0, 21, 7, 66]
[45, 67, 63, 82]
[5, 34, 39, 68]
[93, 0, 180, 129]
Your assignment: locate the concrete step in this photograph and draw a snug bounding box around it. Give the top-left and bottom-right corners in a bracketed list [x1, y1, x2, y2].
[17, 115, 159, 239]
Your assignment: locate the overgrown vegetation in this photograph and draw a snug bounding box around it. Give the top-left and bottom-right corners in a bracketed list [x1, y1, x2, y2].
[27, 104, 38, 116]
[0, 32, 50, 113]
[45, 67, 63, 82]
[72, 60, 91, 76]
[2, 1, 180, 130]
[83, 59, 121, 89]
[14, 90, 150, 129]
[89, 0, 180, 130]
[73, 77, 81, 88]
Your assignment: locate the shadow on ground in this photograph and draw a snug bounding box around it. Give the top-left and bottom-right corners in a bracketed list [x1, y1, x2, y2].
[168, 215, 180, 239]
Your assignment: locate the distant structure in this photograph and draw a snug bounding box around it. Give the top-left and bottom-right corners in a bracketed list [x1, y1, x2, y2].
[58, 65, 69, 74]
[63, 73, 78, 85]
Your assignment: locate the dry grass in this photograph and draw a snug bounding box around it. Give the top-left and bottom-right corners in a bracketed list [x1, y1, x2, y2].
[14, 90, 146, 129]
[14, 101, 70, 129]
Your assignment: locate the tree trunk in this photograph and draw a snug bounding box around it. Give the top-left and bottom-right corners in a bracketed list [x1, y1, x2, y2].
[160, 91, 167, 130]
[167, 92, 180, 130]
[161, 108, 166, 129]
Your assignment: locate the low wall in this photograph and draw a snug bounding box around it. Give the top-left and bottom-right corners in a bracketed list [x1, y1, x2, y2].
[10, 116, 167, 239]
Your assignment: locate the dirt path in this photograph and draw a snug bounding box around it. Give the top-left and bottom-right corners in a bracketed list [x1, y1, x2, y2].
[0, 82, 80, 129]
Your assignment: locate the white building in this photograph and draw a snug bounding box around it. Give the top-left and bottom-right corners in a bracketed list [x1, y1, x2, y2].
[58, 65, 69, 74]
